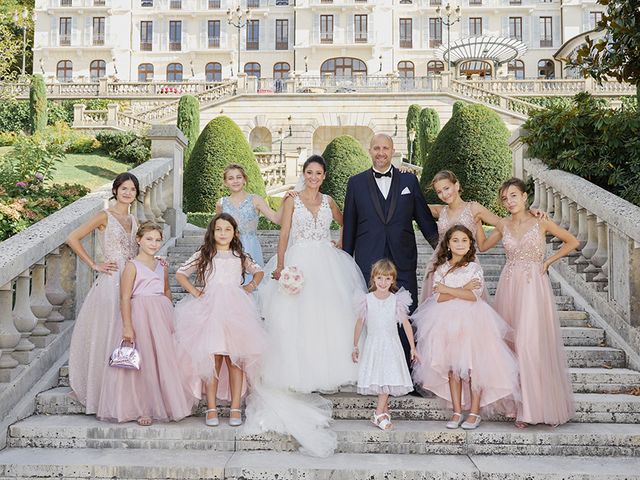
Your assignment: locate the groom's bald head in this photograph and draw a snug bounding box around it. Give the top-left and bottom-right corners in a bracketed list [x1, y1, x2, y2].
[369, 133, 395, 172]
[369, 133, 394, 149]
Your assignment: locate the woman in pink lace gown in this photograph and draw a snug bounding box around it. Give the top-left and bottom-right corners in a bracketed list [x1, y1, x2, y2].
[98, 222, 196, 425]
[479, 178, 579, 427]
[66, 173, 139, 414]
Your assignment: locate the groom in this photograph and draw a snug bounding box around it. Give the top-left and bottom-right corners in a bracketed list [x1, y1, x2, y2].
[343, 133, 439, 369]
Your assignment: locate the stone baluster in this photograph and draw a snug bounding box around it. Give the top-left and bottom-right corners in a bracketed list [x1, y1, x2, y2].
[150, 181, 164, 222]
[570, 206, 588, 266]
[566, 202, 580, 263]
[545, 186, 555, 216]
[143, 186, 156, 222]
[132, 198, 147, 225]
[29, 259, 53, 348]
[576, 213, 598, 274]
[12, 269, 38, 364]
[0, 281, 21, 382]
[45, 248, 68, 333]
[156, 176, 168, 219]
[592, 223, 610, 291]
[550, 192, 563, 247]
[584, 218, 607, 283]
[537, 180, 548, 212]
[530, 179, 541, 210]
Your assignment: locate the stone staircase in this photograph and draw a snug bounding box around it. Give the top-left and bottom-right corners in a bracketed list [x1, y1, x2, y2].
[1, 229, 639, 478]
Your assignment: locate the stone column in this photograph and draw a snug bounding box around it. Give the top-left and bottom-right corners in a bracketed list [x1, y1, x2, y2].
[73, 104, 86, 127]
[29, 259, 53, 348]
[0, 281, 21, 382]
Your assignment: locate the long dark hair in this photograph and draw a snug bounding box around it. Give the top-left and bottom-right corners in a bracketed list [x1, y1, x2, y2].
[110, 172, 141, 202]
[190, 213, 249, 289]
[430, 225, 476, 276]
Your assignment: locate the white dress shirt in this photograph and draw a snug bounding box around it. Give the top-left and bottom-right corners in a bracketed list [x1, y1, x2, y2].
[373, 167, 393, 199]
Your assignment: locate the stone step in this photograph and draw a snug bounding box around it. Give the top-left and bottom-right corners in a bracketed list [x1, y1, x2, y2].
[9, 415, 640, 457]
[4, 449, 635, 480]
[36, 387, 640, 423]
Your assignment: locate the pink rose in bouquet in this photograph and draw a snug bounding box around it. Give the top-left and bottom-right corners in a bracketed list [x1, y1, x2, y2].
[278, 266, 304, 295]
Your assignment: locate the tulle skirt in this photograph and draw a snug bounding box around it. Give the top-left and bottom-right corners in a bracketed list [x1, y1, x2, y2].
[494, 263, 575, 425]
[412, 297, 521, 416]
[97, 295, 197, 423]
[259, 240, 367, 393]
[68, 268, 123, 414]
[174, 285, 267, 401]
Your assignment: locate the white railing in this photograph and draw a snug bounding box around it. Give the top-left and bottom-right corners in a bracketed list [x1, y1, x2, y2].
[255, 152, 300, 192]
[450, 79, 544, 117]
[463, 79, 636, 97]
[72, 104, 152, 134]
[0, 126, 186, 423]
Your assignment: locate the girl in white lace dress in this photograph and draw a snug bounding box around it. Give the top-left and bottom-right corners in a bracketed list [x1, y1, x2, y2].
[352, 259, 417, 430]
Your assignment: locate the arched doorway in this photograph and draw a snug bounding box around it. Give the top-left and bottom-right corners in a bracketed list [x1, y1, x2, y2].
[320, 57, 367, 77]
[89, 59, 106, 81]
[249, 126, 272, 151]
[312, 126, 374, 155]
[459, 60, 492, 79]
[205, 62, 222, 82]
[507, 59, 525, 79]
[538, 59, 555, 79]
[427, 60, 444, 75]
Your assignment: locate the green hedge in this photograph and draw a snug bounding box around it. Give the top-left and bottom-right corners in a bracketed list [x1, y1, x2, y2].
[320, 135, 371, 209]
[418, 107, 440, 168]
[420, 103, 511, 213]
[176, 95, 200, 167]
[95, 131, 150, 165]
[183, 116, 265, 213]
[29, 75, 48, 135]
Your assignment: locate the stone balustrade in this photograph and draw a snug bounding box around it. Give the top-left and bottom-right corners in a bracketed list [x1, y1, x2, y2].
[450, 79, 544, 118]
[463, 78, 635, 97]
[255, 152, 300, 193]
[0, 127, 186, 418]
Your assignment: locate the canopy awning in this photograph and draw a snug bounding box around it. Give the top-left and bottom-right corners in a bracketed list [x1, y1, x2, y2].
[436, 36, 528, 66]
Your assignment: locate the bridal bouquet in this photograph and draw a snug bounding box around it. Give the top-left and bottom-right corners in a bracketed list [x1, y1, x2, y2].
[278, 266, 304, 295]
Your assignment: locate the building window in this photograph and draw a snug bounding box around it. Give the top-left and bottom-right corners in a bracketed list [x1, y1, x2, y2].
[59, 17, 72, 46]
[540, 17, 552, 47]
[354, 15, 367, 43]
[89, 59, 106, 81]
[140, 21, 153, 51]
[399, 18, 412, 48]
[430, 0, 441, 5]
[429, 18, 442, 48]
[469, 17, 482, 36]
[208, 20, 220, 48]
[273, 62, 290, 79]
[141, 0, 153, 6]
[56, 60, 72, 82]
[398, 61, 415, 77]
[208, 0, 220, 8]
[244, 62, 261, 78]
[138, 63, 154, 82]
[93, 17, 105, 45]
[320, 15, 333, 44]
[509, 0, 521, 3]
[275, 0, 289, 4]
[275, 19, 288, 50]
[320, 57, 367, 77]
[94, 0, 106, 5]
[247, 0, 260, 7]
[169, 20, 182, 51]
[590, 11, 603, 28]
[167, 62, 183, 81]
[61, 0, 72, 5]
[509, 17, 522, 41]
[507, 59, 525, 79]
[399, 0, 412, 3]
[538, 59, 555, 79]
[247, 20, 259, 50]
[205, 62, 222, 81]
[170, 0, 182, 8]
[427, 60, 444, 75]
[469, 0, 482, 4]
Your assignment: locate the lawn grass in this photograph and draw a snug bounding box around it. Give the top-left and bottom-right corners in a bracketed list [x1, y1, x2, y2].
[0, 147, 130, 191]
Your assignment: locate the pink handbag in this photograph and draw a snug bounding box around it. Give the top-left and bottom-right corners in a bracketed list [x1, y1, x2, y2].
[108, 341, 141, 370]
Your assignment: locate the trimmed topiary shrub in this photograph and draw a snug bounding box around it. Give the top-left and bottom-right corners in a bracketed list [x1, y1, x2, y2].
[420, 103, 512, 213]
[29, 75, 48, 135]
[183, 116, 266, 213]
[452, 100, 466, 116]
[320, 135, 371, 209]
[95, 131, 150, 165]
[406, 104, 422, 164]
[176, 95, 200, 167]
[418, 107, 440, 168]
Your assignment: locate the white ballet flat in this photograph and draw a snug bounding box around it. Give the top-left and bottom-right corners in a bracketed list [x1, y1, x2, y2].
[204, 408, 219, 427]
[446, 412, 464, 429]
[461, 413, 482, 430]
[229, 408, 243, 427]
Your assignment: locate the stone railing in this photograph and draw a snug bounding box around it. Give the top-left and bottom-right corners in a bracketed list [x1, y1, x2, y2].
[255, 151, 301, 193]
[450, 79, 545, 117]
[72, 103, 151, 134]
[0, 126, 187, 428]
[463, 78, 636, 97]
[511, 135, 640, 368]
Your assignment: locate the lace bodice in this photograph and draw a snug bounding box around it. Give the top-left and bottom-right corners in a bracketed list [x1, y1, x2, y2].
[289, 195, 332, 245]
[437, 202, 477, 243]
[220, 195, 259, 237]
[433, 261, 484, 299]
[178, 250, 262, 292]
[97, 210, 138, 264]
[502, 221, 546, 280]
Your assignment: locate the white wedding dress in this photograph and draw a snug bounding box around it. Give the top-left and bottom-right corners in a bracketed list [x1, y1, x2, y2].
[259, 194, 368, 392]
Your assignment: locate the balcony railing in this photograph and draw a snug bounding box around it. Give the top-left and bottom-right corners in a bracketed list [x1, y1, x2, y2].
[141, 0, 153, 6]
[169, 41, 182, 50]
[400, 38, 412, 48]
[170, 0, 182, 8]
[247, 0, 260, 7]
[276, 40, 288, 50]
[209, 0, 221, 7]
[540, 38, 553, 47]
[208, 36, 220, 48]
[429, 38, 442, 48]
[60, 0, 72, 5]
[92, 34, 105, 46]
[469, 0, 482, 4]
[509, 0, 522, 4]
[320, 32, 333, 44]
[59, 34, 71, 46]
[140, 41, 152, 51]
[247, 40, 259, 50]
[93, 0, 106, 5]
[430, 0, 441, 5]
[354, 32, 368, 43]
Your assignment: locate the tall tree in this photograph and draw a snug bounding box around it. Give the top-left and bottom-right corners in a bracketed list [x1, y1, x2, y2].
[0, 0, 34, 83]
[569, 0, 640, 102]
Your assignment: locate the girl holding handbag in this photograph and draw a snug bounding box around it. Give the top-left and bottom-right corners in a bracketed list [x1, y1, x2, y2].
[97, 222, 197, 426]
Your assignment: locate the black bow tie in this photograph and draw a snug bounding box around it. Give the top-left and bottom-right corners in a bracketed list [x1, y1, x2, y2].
[373, 170, 392, 179]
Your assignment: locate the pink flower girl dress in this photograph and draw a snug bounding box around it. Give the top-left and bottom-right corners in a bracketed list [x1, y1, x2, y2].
[69, 210, 137, 414]
[493, 221, 575, 425]
[97, 260, 196, 422]
[412, 261, 520, 416]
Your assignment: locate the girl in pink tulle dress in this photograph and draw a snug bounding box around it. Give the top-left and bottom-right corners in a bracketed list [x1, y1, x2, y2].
[174, 213, 266, 427]
[352, 259, 417, 431]
[412, 225, 521, 430]
[97, 222, 197, 425]
[478, 178, 579, 428]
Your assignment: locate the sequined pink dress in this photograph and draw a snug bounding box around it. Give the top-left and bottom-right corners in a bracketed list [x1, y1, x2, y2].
[174, 250, 267, 401]
[68, 210, 137, 414]
[412, 261, 520, 416]
[493, 221, 574, 425]
[97, 260, 197, 423]
[419, 202, 480, 303]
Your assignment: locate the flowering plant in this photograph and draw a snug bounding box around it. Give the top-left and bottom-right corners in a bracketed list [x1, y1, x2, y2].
[278, 266, 304, 295]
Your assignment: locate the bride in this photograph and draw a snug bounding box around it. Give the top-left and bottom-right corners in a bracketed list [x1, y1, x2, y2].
[259, 155, 368, 393]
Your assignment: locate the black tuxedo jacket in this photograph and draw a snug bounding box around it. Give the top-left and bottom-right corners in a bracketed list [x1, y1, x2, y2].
[342, 166, 438, 278]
